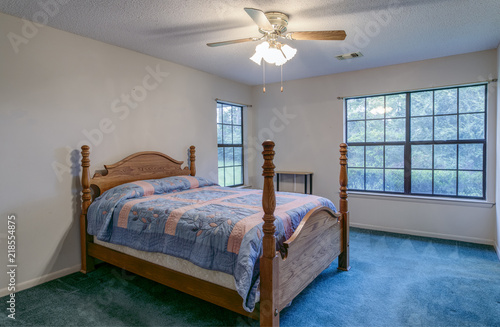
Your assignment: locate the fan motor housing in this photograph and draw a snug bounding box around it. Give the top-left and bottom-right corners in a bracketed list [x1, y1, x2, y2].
[259, 11, 289, 35]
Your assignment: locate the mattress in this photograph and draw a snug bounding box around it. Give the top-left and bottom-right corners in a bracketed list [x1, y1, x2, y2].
[94, 237, 236, 290]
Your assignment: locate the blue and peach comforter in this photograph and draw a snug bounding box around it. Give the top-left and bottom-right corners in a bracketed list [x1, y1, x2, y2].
[87, 176, 337, 311]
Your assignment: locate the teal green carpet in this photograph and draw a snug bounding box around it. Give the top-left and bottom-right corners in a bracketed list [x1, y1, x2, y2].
[2, 228, 499, 326]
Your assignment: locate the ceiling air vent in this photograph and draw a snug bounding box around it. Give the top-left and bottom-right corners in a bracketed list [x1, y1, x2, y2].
[335, 52, 363, 60]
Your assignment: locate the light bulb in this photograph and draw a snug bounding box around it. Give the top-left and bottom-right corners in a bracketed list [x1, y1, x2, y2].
[281, 44, 297, 60]
[250, 52, 263, 65]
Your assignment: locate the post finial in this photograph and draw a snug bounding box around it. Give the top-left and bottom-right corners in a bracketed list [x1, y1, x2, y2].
[81, 145, 91, 214]
[261, 140, 276, 255]
[189, 145, 196, 176]
[339, 143, 348, 214]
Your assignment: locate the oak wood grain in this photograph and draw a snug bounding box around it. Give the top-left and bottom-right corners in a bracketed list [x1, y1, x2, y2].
[338, 143, 350, 271]
[260, 140, 280, 327]
[278, 207, 342, 310]
[80, 145, 95, 273]
[91, 150, 193, 195]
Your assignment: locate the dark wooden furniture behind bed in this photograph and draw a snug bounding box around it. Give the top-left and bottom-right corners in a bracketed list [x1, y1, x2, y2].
[80, 141, 349, 327]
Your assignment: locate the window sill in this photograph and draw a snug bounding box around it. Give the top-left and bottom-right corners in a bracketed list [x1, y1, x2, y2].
[233, 185, 253, 189]
[347, 191, 495, 208]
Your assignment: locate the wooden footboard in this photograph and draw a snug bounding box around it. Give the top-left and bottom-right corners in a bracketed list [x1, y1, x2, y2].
[259, 141, 349, 326]
[278, 206, 342, 311]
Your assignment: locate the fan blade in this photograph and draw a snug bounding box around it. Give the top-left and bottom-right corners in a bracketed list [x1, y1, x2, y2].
[244, 8, 273, 31]
[207, 37, 258, 47]
[288, 30, 347, 41]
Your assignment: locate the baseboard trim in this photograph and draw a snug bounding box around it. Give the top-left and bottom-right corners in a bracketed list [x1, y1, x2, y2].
[350, 222, 495, 246]
[0, 264, 80, 298]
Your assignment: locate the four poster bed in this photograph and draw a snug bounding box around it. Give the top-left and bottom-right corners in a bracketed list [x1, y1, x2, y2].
[80, 141, 350, 326]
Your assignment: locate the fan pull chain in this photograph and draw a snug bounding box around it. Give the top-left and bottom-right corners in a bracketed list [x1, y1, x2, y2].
[280, 65, 283, 92]
[263, 62, 266, 93]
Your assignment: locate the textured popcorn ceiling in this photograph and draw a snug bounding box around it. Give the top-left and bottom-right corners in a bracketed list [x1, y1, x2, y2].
[1, 0, 499, 85]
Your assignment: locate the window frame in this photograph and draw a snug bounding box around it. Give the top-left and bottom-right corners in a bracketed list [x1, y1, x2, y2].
[217, 101, 244, 187]
[344, 83, 487, 200]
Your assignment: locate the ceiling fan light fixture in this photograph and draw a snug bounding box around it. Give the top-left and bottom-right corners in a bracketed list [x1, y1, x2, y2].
[251, 41, 296, 66]
[264, 46, 285, 65]
[250, 52, 263, 65]
[281, 44, 297, 60]
[250, 41, 270, 65]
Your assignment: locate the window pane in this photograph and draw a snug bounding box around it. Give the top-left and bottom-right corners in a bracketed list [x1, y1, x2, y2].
[459, 85, 485, 113]
[218, 168, 225, 186]
[434, 170, 457, 195]
[412, 145, 432, 169]
[385, 146, 404, 168]
[233, 126, 242, 144]
[434, 89, 457, 115]
[217, 124, 223, 144]
[366, 146, 383, 168]
[385, 118, 405, 142]
[434, 144, 457, 169]
[411, 170, 432, 194]
[234, 147, 242, 165]
[411, 91, 433, 116]
[224, 147, 233, 166]
[232, 107, 242, 124]
[348, 168, 364, 190]
[411, 117, 433, 141]
[222, 105, 232, 124]
[434, 115, 457, 140]
[347, 98, 365, 120]
[366, 120, 384, 142]
[218, 147, 224, 167]
[366, 96, 385, 119]
[348, 146, 364, 167]
[458, 171, 482, 197]
[458, 144, 483, 170]
[347, 121, 365, 142]
[386, 94, 406, 118]
[217, 104, 222, 123]
[366, 169, 383, 191]
[385, 169, 404, 192]
[223, 125, 233, 144]
[459, 113, 484, 140]
[217, 103, 244, 187]
[224, 167, 234, 186]
[344, 84, 485, 199]
[234, 166, 243, 185]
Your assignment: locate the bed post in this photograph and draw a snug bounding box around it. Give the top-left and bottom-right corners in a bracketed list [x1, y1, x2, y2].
[189, 145, 196, 176]
[338, 143, 350, 271]
[80, 145, 95, 273]
[260, 140, 279, 327]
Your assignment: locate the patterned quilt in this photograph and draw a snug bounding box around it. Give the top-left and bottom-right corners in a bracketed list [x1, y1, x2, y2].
[87, 175, 337, 311]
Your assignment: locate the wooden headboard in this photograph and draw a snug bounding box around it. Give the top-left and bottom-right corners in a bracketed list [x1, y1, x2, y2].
[81, 145, 196, 213]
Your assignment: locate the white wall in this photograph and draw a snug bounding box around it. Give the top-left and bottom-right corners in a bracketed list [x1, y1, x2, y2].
[0, 12, 252, 293]
[251, 50, 498, 245]
[496, 43, 500, 258]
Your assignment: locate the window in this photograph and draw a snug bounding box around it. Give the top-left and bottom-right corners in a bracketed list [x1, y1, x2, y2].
[345, 84, 486, 199]
[217, 102, 244, 187]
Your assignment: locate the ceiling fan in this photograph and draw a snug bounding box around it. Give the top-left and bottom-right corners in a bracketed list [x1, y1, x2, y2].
[207, 8, 346, 47]
[207, 8, 346, 91]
